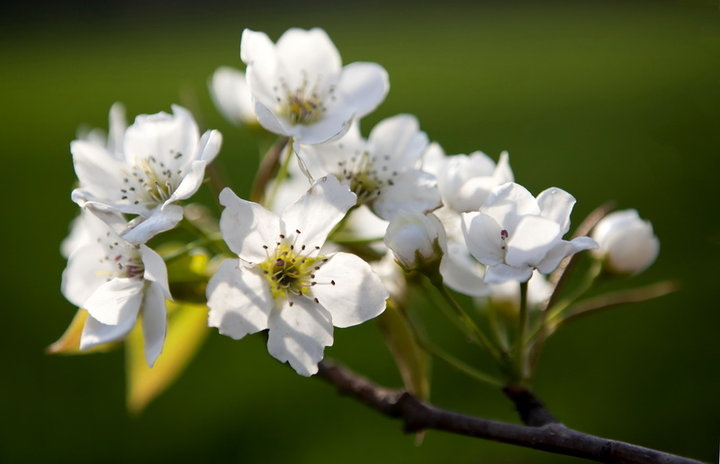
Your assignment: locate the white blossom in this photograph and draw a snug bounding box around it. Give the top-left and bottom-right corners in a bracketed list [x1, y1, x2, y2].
[421, 142, 513, 297]
[61, 209, 171, 366]
[241, 27, 389, 144]
[71, 105, 222, 244]
[62, 103, 128, 258]
[210, 66, 257, 126]
[207, 175, 387, 376]
[592, 209, 659, 275]
[463, 182, 597, 283]
[423, 142, 513, 212]
[299, 114, 440, 220]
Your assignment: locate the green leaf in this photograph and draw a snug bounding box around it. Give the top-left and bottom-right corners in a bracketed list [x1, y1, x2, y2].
[47, 308, 117, 355]
[167, 251, 211, 304]
[126, 301, 209, 414]
[376, 300, 431, 401]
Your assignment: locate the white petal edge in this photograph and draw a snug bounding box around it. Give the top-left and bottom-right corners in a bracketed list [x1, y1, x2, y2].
[141, 245, 171, 299]
[267, 296, 334, 376]
[141, 281, 168, 367]
[280, 175, 356, 249]
[121, 204, 184, 244]
[462, 212, 504, 266]
[80, 312, 137, 351]
[83, 277, 144, 326]
[337, 62, 389, 118]
[218, 188, 282, 263]
[313, 252, 388, 328]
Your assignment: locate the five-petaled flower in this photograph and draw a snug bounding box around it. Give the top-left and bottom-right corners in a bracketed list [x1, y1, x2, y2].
[299, 114, 440, 220]
[241, 27, 389, 145]
[71, 104, 222, 244]
[61, 208, 171, 366]
[207, 175, 388, 376]
[462, 182, 597, 283]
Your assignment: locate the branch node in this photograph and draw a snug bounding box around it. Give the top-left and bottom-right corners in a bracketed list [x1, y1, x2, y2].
[502, 385, 560, 427]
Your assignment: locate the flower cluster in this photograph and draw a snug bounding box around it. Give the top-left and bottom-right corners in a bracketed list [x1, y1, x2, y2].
[55, 27, 663, 399]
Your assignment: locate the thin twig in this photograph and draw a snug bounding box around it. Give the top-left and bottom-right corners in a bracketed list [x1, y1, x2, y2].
[560, 280, 679, 326]
[250, 136, 289, 203]
[317, 361, 705, 464]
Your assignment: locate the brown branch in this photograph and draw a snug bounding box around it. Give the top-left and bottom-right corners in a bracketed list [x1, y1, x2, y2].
[502, 385, 558, 426]
[317, 361, 705, 464]
[250, 136, 289, 203]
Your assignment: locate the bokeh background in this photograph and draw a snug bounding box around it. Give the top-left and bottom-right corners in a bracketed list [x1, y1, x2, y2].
[1, 1, 718, 463]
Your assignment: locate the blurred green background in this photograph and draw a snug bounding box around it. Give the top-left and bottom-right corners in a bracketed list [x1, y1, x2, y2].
[1, 1, 718, 463]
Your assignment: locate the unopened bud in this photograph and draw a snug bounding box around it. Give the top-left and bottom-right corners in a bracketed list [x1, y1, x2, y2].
[385, 212, 446, 272]
[592, 209, 659, 275]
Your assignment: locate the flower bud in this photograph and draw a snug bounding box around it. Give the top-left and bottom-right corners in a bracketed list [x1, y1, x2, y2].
[592, 209, 659, 275]
[385, 212, 446, 272]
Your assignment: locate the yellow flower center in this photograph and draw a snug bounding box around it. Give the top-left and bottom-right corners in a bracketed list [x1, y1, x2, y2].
[259, 243, 325, 301]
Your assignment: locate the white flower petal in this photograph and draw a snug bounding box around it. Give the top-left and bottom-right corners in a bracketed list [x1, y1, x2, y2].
[276, 28, 341, 84]
[195, 128, 222, 163]
[342, 205, 389, 241]
[536, 236, 598, 274]
[141, 245, 171, 299]
[373, 169, 441, 221]
[485, 263, 534, 283]
[61, 243, 111, 307]
[505, 215, 561, 268]
[493, 151, 514, 184]
[463, 212, 504, 266]
[141, 282, 168, 367]
[253, 101, 290, 136]
[107, 102, 127, 157]
[440, 242, 490, 297]
[124, 105, 199, 170]
[368, 114, 428, 169]
[167, 160, 208, 204]
[80, 313, 137, 350]
[71, 140, 127, 207]
[337, 62, 389, 118]
[210, 67, 256, 125]
[267, 297, 333, 376]
[83, 277, 144, 326]
[289, 106, 354, 145]
[313, 252, 387, 328]
[482, 183, 540, 232]
[207, 259, 273, 339]
[241, 29, 275, 66]
[219, 188, 282, 263]
[280, 175, 356, 248]
[121, 204, 184, 244]
[536, 187, 576, 234]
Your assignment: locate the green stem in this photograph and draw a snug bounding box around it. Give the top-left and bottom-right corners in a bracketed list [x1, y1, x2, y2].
[180, 218, 228, 256]
[418, 337, 504, 387]
[425, 279, 503, 365]
[487, 302, 511, 352]
[512, 282, 529, 384]
[527, 260, 603, 371]
[266, 137, 294, 209]
[401, 291, 504, 387]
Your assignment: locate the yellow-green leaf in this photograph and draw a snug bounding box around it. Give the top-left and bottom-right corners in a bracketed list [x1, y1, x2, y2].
[376, 300, 431, 401]
[126, 301, 209, 414]
[46, 309, 117, 355]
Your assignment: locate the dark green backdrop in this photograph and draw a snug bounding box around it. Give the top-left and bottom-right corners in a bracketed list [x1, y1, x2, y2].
[1, 1, 718, 463]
